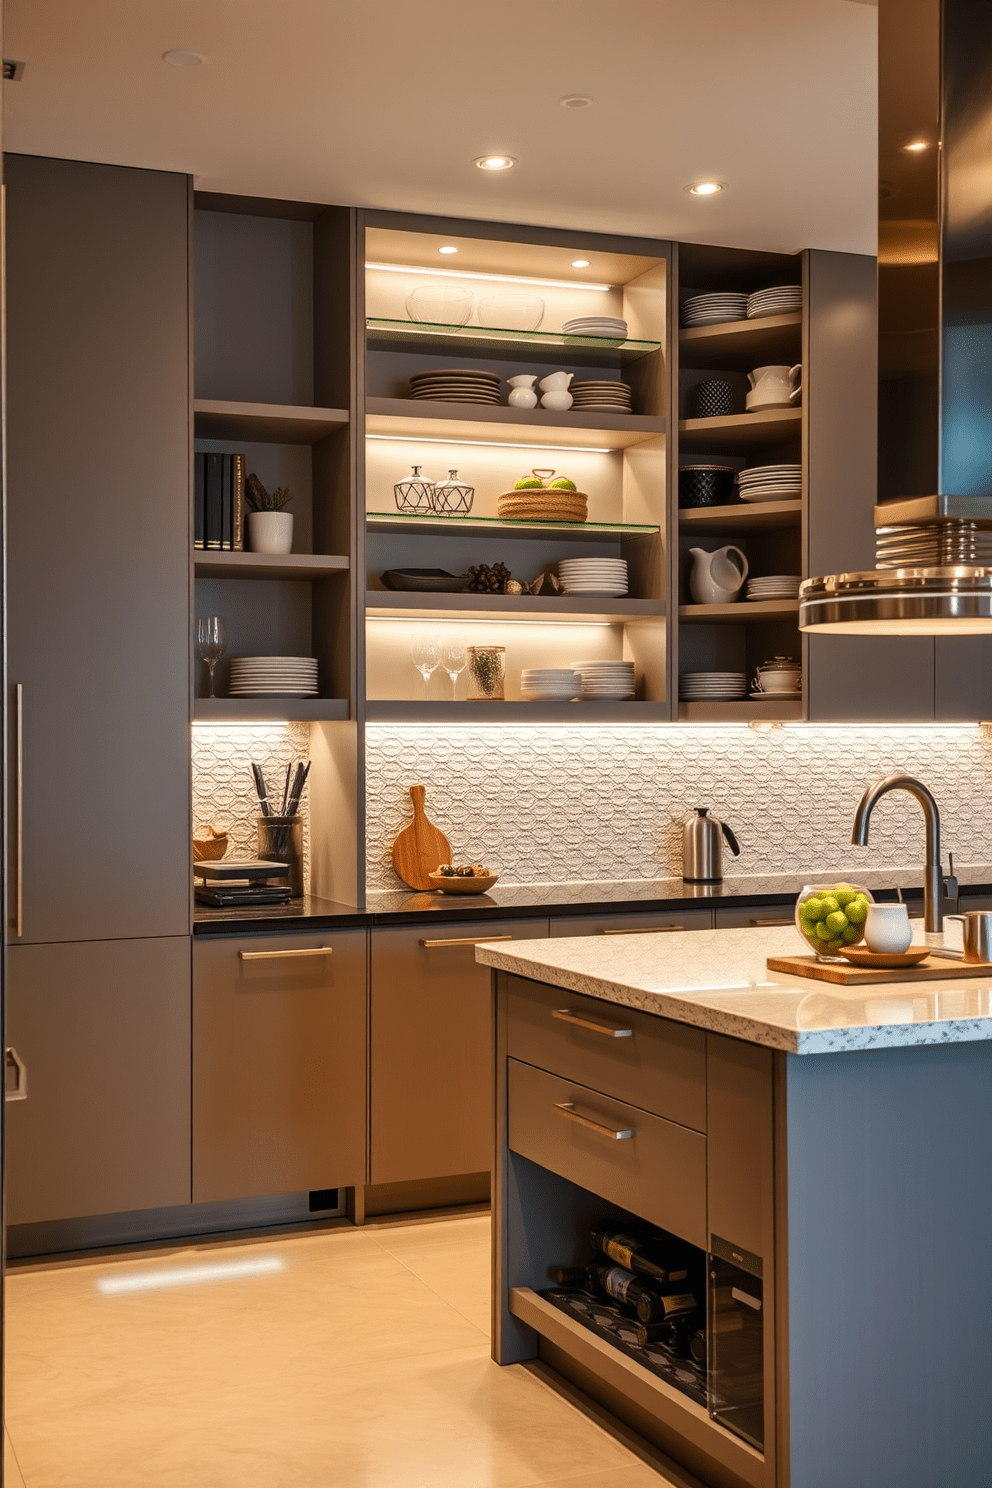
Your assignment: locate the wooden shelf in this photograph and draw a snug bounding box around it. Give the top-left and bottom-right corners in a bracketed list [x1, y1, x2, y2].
[366, 512, 659, 542]
[679, 599, 799, 624]
[679, 500, 802, 533]
[366, 591, 665, 622]
[193, 399, 349, 444]
[679, 698, 803, 721]
[194, 551, 349, 580]
[367, 318, 661, 368]
[193, 698, 349, 722]
[678, 408, 802, 451]
[679, 312, 802, 371]
[366, 398, 666, 451]
[366, 700, 670, 723]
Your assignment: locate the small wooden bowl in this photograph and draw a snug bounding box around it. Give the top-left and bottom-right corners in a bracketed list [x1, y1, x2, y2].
[429, 871, 500, 896]
[838, 946, 931, 970]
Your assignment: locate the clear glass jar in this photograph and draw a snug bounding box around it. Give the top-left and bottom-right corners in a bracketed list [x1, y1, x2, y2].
[432, 469, 475, 515]
[467, 645, 506, 700]
[795, 882, 874, 961]
[393, 465, 435, 514]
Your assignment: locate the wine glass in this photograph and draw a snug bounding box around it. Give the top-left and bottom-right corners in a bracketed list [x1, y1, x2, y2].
[411, 640, 441, 697]
[197, 616, 227, 698]
[441, 641, 467, 699]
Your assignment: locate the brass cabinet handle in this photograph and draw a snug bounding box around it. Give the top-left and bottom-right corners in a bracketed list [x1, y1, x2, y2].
[13, 683, 23, 938]
[748, 918, 791, 927]
[5, 1046, 27, 1102]
[239, 947, 333, 961]
[599, 924, 686, 935]
[553, 1008, 633, 1039]
[553, 1100, 634, 1140]
[419, 934, 514, 948]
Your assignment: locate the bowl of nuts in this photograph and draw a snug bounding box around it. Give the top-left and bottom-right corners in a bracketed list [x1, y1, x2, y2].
[429, 864, 500, 895]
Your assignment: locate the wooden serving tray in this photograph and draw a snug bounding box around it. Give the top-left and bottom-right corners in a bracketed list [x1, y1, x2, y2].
[767, 952, 992, 986]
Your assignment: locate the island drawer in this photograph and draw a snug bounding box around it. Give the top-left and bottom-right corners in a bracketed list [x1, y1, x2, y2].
[507, 1057, 706, 1249]
[504, 974, 706, 1132]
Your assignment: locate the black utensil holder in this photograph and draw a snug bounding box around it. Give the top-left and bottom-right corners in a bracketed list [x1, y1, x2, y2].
[257, 814, 304, 897]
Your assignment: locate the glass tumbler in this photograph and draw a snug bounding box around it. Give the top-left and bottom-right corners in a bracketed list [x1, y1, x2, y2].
[257, 814, 304, 897]
[467, 646, 506, 700]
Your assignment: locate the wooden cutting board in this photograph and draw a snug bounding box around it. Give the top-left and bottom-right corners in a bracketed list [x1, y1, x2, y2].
[391, 785, 452, 890]
[767, 953, 992, 986]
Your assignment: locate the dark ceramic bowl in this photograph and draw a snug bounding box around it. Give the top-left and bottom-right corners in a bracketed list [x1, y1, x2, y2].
[678, 465, 739, 508]
[693, 379, 734, 418]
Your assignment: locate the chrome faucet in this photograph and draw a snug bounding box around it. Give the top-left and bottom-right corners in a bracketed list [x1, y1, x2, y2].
[851, 772, 944, 935]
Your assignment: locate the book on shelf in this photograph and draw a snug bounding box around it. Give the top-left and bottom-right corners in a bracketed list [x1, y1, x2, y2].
[195, 451, 245, 551]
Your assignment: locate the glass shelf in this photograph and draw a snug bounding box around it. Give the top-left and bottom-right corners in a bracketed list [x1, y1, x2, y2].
[366, 511, 659, 540]
[366, 318, 662, 367]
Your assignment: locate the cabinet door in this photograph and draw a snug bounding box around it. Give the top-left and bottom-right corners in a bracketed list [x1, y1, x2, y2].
[6, 938, 192, 1226]
[714, 905, 794, 928]
[371, 918, 548, 1185]
[549, 909, 712, 936]
[193, 930, 367, 1203]
[5, 155, 191, 943]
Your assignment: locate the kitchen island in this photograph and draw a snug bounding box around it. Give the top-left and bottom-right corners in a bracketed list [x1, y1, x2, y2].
[478, 925, 992, 1488]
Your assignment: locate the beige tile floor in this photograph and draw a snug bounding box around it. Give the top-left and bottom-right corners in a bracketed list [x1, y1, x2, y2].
[3, 1213, 677, 1487]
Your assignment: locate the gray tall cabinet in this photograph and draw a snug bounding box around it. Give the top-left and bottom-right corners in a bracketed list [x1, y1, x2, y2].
[4, 155, 192, 1225]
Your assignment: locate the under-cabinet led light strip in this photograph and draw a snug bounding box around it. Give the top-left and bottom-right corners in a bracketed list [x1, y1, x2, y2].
[365, 262, 612, 291]
[366, 434, 614, 454]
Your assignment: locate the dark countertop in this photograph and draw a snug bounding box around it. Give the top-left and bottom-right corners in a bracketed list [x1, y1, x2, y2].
[192, 865, 992, 935]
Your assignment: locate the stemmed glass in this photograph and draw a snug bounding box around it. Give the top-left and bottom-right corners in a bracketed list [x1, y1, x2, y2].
[197, 615, 227, 698]
[441, 641, 467, 699]
[411, 640, 441, 697]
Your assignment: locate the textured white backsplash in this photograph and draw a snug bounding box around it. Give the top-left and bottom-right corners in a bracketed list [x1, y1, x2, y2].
[192, 722, 311, 882]
[365, 724, 992, 890]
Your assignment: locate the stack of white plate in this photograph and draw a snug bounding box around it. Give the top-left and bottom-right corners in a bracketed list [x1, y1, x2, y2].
[570, 380, 633, 413]
[562, 316, 628, 340]
[746, 575, 802, 602]
[229, 656, 319, 697]
[558, 558, 629, 596]
[737, 464, 802, 503]
[408, 368, 501, 404]
[570, 660, 636, 700]
[520, 669, 581, 701]
[680, 671, 748, 701]
[747, 285, 802, 319]
[682, 293, 748, 327]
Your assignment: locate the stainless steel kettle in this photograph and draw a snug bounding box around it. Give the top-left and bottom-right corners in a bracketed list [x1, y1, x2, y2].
[682, 807, 740, 883]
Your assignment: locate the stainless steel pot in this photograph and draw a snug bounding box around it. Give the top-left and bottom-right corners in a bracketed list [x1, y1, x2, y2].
[683, 807, 740, 883]
[945, 911, 992, 963]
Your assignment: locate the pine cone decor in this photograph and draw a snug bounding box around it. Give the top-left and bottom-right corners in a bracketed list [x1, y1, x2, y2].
[467, 562, 513, 593]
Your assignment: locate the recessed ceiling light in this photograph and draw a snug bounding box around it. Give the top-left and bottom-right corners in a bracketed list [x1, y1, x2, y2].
[438, 245, 458, 255]
[904, 140, 929, 152]
[559, 94, 594, 109]
[163, 49, 205, 67]
[474, 155, 516, 171]
[687, 181, 724, 196]
[571, 259, 591, 268]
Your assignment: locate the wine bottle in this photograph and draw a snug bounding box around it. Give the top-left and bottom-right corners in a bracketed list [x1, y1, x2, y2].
[587, 1261, 699, 1326]
[591, 1226, 691, 1285]
[635, 1317, 691, 1350]
[689, 1329, 707, 1368]
[550, 1265, 590, 1288]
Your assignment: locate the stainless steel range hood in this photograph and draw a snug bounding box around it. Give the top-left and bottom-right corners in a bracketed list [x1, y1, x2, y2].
[800, 0, 992, 634]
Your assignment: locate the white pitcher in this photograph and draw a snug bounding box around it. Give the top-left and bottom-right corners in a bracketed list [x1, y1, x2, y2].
[746, 364, 802, 412]
[688, 545, 749, 604]
[506, 374, 538, 409]
[538, 371, 574, 393]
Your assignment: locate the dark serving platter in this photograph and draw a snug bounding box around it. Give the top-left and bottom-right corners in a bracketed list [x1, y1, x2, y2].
[381, 568, 471, 593]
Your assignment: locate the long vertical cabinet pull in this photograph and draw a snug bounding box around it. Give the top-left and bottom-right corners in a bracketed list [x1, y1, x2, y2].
[5, 1047, 27, 1102]
[12, 682, 23, 938]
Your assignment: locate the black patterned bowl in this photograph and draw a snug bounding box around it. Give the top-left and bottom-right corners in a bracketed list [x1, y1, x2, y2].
[678, 465, 739, 508]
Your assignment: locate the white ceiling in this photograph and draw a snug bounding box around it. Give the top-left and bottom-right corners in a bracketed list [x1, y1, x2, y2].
[3, 0, 877, 255]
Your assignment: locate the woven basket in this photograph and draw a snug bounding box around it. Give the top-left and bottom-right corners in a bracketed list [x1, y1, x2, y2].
[498, 489, 589, 523]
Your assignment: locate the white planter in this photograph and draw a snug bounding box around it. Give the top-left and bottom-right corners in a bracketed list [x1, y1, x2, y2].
[248, 511, 293, 554]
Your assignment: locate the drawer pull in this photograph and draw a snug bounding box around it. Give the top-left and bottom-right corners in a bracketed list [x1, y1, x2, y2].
[5, 1046, 27, 1102]
[553, 1100, 634, 1141]
[419, 935, 514, 948]
[599, 925, 686, 935]
[553, 1008, 633, 1039]
[748, 918, 790, 927]
[239, 947, 333, 961]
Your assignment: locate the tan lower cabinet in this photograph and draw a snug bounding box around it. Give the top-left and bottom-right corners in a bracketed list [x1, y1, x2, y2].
[549, 909, 713, 937]
[370, 918, 549, 1186]
[6, 937, 192, 1227]
[192, 930, 367, 1204]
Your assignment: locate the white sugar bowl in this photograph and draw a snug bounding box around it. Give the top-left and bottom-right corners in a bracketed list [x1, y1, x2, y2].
[864, 903, 913, 954]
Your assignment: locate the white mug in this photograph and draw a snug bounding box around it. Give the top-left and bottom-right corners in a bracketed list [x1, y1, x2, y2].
[864, 903, 913, 954]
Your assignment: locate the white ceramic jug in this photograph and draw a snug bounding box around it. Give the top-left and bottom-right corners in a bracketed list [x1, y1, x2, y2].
[745, 364, 802, 412]
[506, 374, 538, 409]
[688, 545, 749, 604]
[539, 371, 574, 393]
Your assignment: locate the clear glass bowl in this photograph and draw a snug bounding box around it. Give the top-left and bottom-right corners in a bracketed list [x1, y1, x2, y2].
[406, 284, 474, 325]
[795, 883, 875, 961]
[477, 294, 544, 331]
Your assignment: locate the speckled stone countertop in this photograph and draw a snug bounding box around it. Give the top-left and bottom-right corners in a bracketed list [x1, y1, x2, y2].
[477, 922, 992, 1055]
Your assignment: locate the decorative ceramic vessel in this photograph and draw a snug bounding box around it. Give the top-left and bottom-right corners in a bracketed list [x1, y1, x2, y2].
[864, 903, 913, 955]
[467, 645, 506, 700]
[507, 374, 539, 408]
[795, 882, 874, 960]
[247, 511, 293, 554]
[541, 389, 574, 411]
